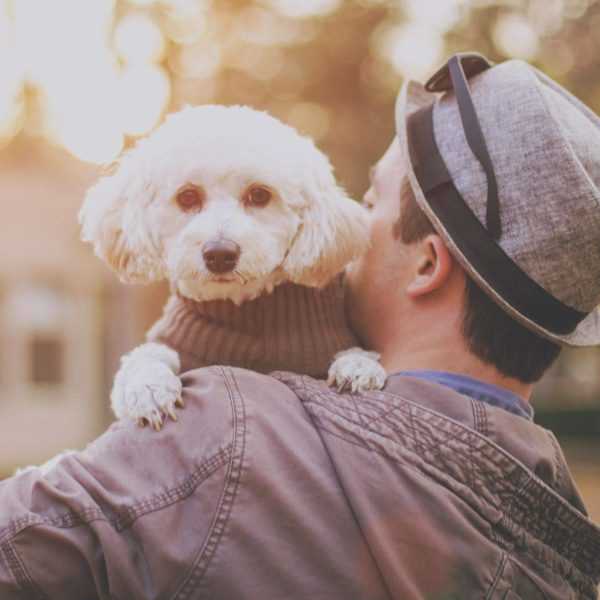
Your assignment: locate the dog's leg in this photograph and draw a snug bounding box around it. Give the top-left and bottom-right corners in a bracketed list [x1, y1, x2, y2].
[327, 347, 387, 393]
[111, 342, 183, 431]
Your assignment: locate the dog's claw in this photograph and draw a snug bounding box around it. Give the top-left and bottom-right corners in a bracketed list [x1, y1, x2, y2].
[148, 410, 164, 431]
[175, 397, 185, 408]
[166, 406, 178, 421]
[337, 379, 349, 393]
[138, 417, 148, 428]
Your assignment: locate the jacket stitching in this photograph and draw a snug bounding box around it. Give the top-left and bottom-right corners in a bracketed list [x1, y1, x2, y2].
[0, 540, 48, 599]
[310, 385, 592, 550]
[311, 410, 595, 599]
[114, 446, 232, 531]
[172, 367, 246, 600]
[298, 388, 395, 600]
[281, 376, 600, 599]
[481, 402, 489, 438]
[312, 389, 488, 483]
[363, 403, 400, 428]
[508, 556, 552, 600]
[485, 552, 507, 600]
[310, 391, 500, 501]
[408, 404, 425, 460]
[471, 399, 488, 437]
[349, 392, 368, 429]
[0, 445, 231, 545]
[547, 432, 566, 493]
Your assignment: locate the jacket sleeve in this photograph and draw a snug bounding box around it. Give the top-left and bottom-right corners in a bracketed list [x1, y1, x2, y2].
[0, 367, 236, 600]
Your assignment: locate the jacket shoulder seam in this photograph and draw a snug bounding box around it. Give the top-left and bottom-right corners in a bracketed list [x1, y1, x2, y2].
[172, 366, 247, 599]
[281, 375, 600, 598]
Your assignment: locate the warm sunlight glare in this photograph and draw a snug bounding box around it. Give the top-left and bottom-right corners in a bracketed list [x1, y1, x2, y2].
[373, 23, 443, 81]
[119, 65, 171, 136]
[114, 13, 166, 64]
[269, 0, 341, 19]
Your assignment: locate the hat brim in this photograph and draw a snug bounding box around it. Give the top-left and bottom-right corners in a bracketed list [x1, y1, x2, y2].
[395, 79, 600, 347]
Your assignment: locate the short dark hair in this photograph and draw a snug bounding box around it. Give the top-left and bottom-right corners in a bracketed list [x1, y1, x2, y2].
[395, 178, 561, 383]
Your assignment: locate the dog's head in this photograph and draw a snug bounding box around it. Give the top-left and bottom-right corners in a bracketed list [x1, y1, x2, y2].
[79, 105, 370, 302]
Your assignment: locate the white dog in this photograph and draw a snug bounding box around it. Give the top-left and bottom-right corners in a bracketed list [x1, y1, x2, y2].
[80, 105, 386, 430]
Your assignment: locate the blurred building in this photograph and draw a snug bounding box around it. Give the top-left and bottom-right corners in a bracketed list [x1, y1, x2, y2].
[0, 137, 167, 473]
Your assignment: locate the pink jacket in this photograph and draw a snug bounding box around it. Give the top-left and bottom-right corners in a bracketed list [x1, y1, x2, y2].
[1, 367, 599, 599]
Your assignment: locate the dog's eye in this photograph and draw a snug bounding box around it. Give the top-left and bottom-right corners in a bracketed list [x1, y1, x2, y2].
[176, 187, 204, 212]
[243, 185, 272, 208]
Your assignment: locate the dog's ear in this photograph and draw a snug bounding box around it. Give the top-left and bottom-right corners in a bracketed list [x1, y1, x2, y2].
[283, 170, 370, 288]
[79, 151, 166, 284]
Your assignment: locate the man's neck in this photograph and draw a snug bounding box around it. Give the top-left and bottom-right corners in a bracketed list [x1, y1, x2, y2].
[378, 330, 534, 402]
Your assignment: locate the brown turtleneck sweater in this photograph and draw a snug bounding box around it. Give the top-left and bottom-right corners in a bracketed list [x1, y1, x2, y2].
[146, 276, 359, 378]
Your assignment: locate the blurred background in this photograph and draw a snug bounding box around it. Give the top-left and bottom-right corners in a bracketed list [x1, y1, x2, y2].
[0, 0, 598, 519]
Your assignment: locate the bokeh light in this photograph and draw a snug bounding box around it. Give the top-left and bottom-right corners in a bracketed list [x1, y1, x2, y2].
[373, 23, 444, 80]
[114, 13, 166, 65]
[119, 65, 171, 136]
[0, 94, 25, 149]
[235, 7, 316, 46]
[268, 0, 341, 19]
[493, 13, 540, 61]
[162, 0, 208, 45]
[169, 41, 221, 79]
[127, 0, 159, 6]
[403, 0, 463, 31]
[0, 0, 597, 171]
[286, 102, 330, 140]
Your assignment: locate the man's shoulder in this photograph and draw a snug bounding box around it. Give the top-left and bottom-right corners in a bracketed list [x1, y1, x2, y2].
[83, 367, 302, 468]
[0, 367, 316, 598]
[180, 366, 308, 425]
[187, 366, 303, 402]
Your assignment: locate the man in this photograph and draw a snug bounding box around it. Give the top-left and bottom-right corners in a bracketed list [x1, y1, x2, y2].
[1, 54, 600, 599]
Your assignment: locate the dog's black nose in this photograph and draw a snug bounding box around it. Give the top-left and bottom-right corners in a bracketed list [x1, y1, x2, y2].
[202, 240, 241, 274]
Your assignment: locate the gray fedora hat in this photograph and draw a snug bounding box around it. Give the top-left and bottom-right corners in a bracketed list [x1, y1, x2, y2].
[395, 53, 600, 347]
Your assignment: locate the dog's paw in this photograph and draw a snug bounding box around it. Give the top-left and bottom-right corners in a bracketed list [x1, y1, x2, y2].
[111, 361, 183, 431]
[327, 347, 387, 393]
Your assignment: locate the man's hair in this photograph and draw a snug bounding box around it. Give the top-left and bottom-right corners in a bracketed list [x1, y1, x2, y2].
[395, 178, 561, 383]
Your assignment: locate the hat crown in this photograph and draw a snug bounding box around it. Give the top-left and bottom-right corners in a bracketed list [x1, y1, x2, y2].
[434, 60, 600, 313]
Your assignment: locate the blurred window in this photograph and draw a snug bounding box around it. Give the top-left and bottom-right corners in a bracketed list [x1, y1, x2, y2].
[29, 334, 64, 385]
[3, 281, 68, 389]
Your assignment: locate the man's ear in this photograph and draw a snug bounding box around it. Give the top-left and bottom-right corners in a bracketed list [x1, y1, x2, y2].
[79, 150, 166, 284]
[406, 234, 452, 297]
[282, 183, 370, 288]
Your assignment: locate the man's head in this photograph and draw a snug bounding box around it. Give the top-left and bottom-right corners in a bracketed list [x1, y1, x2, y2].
[346, 136, 561, 387]
[348, 52, 600, 392]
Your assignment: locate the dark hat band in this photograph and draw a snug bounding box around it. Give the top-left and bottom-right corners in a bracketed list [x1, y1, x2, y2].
[406, 102, 587, 335]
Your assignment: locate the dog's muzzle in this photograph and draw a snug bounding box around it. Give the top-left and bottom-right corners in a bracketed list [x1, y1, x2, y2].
[202, 239, 241, 274]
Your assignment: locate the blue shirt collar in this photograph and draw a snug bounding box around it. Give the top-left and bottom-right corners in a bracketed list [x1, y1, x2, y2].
[392, 370, 533, 420]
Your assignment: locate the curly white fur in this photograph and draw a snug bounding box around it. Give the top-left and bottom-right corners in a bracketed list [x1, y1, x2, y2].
[327, 347, 387, 393]
[79, 105, 369, 299]
[109, 343, 182, 429]
[80, 105, 384, 428]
